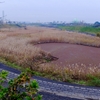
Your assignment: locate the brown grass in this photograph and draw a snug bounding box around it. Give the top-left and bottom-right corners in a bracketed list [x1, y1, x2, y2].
[28, 27, 100, 47]
[0, 26, 100, 81]
[38, 63, 100, 81]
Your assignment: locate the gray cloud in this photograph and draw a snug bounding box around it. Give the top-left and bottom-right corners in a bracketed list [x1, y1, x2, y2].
[0, 0, 100, 23]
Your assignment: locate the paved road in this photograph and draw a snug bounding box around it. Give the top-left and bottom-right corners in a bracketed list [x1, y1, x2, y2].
[0, 63, 100, 100]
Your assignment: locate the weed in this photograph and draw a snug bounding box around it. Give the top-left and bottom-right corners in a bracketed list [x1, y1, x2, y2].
[76, 80, 87, 85]
[87, 76, 100, 86]
[96, 33, 100, 37]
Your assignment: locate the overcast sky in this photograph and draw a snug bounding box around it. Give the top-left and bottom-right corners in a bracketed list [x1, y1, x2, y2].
[0, 0, 100, 23]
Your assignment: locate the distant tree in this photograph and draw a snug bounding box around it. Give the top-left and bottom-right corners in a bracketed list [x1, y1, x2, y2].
[93, 21, 100, 27]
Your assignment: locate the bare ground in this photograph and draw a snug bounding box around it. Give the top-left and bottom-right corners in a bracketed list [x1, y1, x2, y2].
[36, 43, 100, 66]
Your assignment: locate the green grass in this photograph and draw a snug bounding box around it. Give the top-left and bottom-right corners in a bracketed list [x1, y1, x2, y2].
[75, 80, 87, 85]
[0, 57, 24, 71]
[58, 25, 100, 36]
[86, 75, 100, 86]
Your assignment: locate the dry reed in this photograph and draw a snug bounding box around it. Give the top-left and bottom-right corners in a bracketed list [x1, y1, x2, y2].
[0, 26, 100, 81]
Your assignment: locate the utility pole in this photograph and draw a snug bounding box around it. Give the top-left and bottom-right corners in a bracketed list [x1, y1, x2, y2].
[2, 10, 6, 23]
[0, 1, 4, 25]
[2, 10, 4, 22]
[0, 1, 5, 24]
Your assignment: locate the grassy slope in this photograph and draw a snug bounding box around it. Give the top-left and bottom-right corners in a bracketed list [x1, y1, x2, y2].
[58, 26, 100, 35]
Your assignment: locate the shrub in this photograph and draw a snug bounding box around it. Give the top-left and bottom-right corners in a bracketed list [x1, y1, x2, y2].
[96, 33, 100, 37]
[0, 69, 42, 100]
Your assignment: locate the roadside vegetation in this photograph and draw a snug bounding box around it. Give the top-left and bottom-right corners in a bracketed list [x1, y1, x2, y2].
[0, 26, 100, 86]
[58, 25, 100, 37]
[0, 69, 42, 100]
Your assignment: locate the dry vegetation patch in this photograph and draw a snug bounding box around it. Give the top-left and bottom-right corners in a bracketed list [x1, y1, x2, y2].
[0, 27, 54, 69]
[28, 27, 100, 47]
[39, 63, 100, 81]
[0, 26, 100, 83]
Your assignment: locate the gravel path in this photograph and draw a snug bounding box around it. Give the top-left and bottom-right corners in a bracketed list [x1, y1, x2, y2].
[0, 63, 100, 100]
